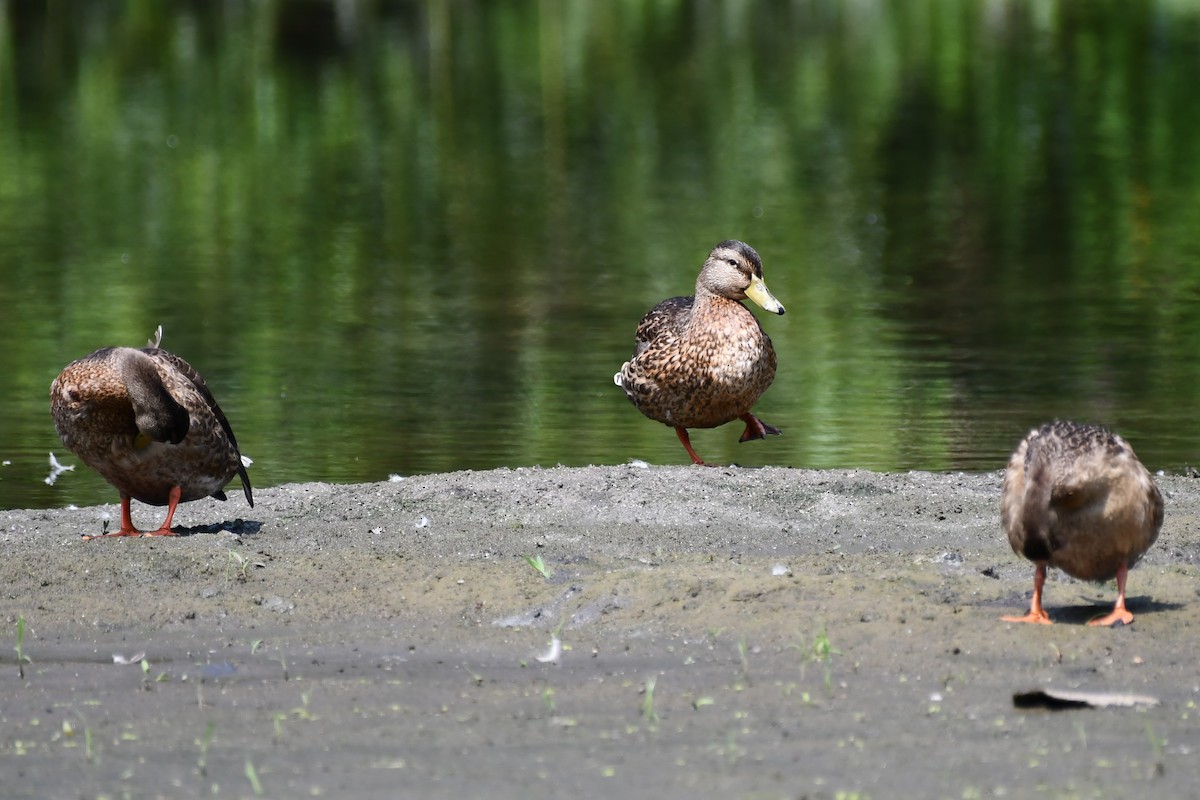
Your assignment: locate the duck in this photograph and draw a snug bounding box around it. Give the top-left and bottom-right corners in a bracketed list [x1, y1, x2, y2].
[614, 240, 785, 466]
[1000, 420, 1163, 626]
[50, 327, 253, 539]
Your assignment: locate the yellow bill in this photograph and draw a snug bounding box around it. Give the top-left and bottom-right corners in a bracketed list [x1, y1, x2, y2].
[745, 275, 785, 315]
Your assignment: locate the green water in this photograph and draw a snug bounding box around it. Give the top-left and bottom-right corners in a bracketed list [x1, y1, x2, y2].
[4, 1, 1200, 510]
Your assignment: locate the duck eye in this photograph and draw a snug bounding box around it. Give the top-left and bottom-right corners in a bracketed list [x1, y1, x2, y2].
[727, 258, 738, 267]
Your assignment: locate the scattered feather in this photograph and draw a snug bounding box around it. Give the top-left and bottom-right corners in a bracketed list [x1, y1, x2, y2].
[240, 454, 254, 468]
[388, 473, 406, 483]
[536, 636, 563, 664]
[628, 459, 650, 469]
[771, 563, 791, 576]
[112, 652, 146, 665]
[45, 452, 75, 485]
[415, 515, 430, 529]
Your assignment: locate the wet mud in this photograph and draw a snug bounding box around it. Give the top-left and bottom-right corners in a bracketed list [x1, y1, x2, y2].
[2, 465, 1199, 798]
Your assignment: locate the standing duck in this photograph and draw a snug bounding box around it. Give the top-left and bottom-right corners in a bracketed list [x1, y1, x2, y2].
[614, 240, 785, 465]
[50, 327, 253, 539]
[1000, 420, 1163, 626]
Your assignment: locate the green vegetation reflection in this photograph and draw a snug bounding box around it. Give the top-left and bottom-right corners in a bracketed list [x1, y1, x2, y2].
[3, 1, 1200, 510]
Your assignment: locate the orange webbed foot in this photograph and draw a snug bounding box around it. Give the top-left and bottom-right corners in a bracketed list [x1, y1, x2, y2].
[1087, 607, 1133, 627]
[81, 526, 142, 541]
[82, 488, 181, 540]
[1087, 563, 1134, 626]
[737, 413, 782, 443]
[1004, 563, 1052, 624]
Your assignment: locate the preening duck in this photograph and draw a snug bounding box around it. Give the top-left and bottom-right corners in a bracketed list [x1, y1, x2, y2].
[50, 327, 253, 538]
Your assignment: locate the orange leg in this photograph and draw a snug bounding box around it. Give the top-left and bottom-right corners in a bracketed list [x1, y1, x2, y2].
[738, 413, 782, 443]
[1087, 562, 1134, 627]
[143, 485, 182, 537]
[82, 487, 181, 541]
[675, 427, 708, 466]
[1002, 562, 1053, 624]
[82, 494, 142, 540]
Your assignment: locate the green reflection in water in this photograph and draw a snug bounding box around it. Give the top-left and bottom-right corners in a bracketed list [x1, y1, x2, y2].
[4, 1, 1200, 510]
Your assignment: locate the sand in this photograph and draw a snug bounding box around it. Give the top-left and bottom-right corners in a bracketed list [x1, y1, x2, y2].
[2, 464, 1198, 798]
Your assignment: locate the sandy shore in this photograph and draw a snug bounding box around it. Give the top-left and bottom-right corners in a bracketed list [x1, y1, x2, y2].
[1, 465, 1198, 798]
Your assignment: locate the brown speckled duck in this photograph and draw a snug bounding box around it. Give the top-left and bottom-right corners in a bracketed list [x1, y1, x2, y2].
[50, 327, 253, 539]
[1000, 420, 1163, 626]
[614, 240, 785, 465]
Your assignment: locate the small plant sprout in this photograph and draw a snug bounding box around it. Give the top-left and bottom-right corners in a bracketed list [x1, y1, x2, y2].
[60, 710, 96, 763]
[543, 686, 556, 714]
[810, 627, 842, 690]
[715, 729, 747, 765]
[291, 691, 317, 721]
[196, 722, 215, 777]
[226, 550, 263, 582]
[1145, 722, 1165, 778]
[15, 616, 31, 679]
[245, 757, 264, 796]
[464, 663, 485, 686]
[641, 676, 659, 724]
[250, 639, 264, 655]
[137, 658, 168, 686]
[525, 554, 553, 579]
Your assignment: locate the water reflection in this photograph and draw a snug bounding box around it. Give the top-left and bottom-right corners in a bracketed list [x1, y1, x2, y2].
[4, 1, 1200, 510]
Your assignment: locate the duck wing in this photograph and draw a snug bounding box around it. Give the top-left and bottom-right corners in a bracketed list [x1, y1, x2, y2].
[631, 296, 693, 357]
[144, 347, 254, 507]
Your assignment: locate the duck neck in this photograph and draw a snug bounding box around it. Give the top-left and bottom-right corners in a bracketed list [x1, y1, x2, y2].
[117, 350, 191, 444]
[694, 278, 739, 304]
[685, 286, 743, 337]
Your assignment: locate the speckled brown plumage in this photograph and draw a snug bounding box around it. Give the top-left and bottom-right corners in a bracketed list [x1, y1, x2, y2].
[614, 240, 785, 465]
[1000, 420, 1163, 626]
[50, 328, 253, 537]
